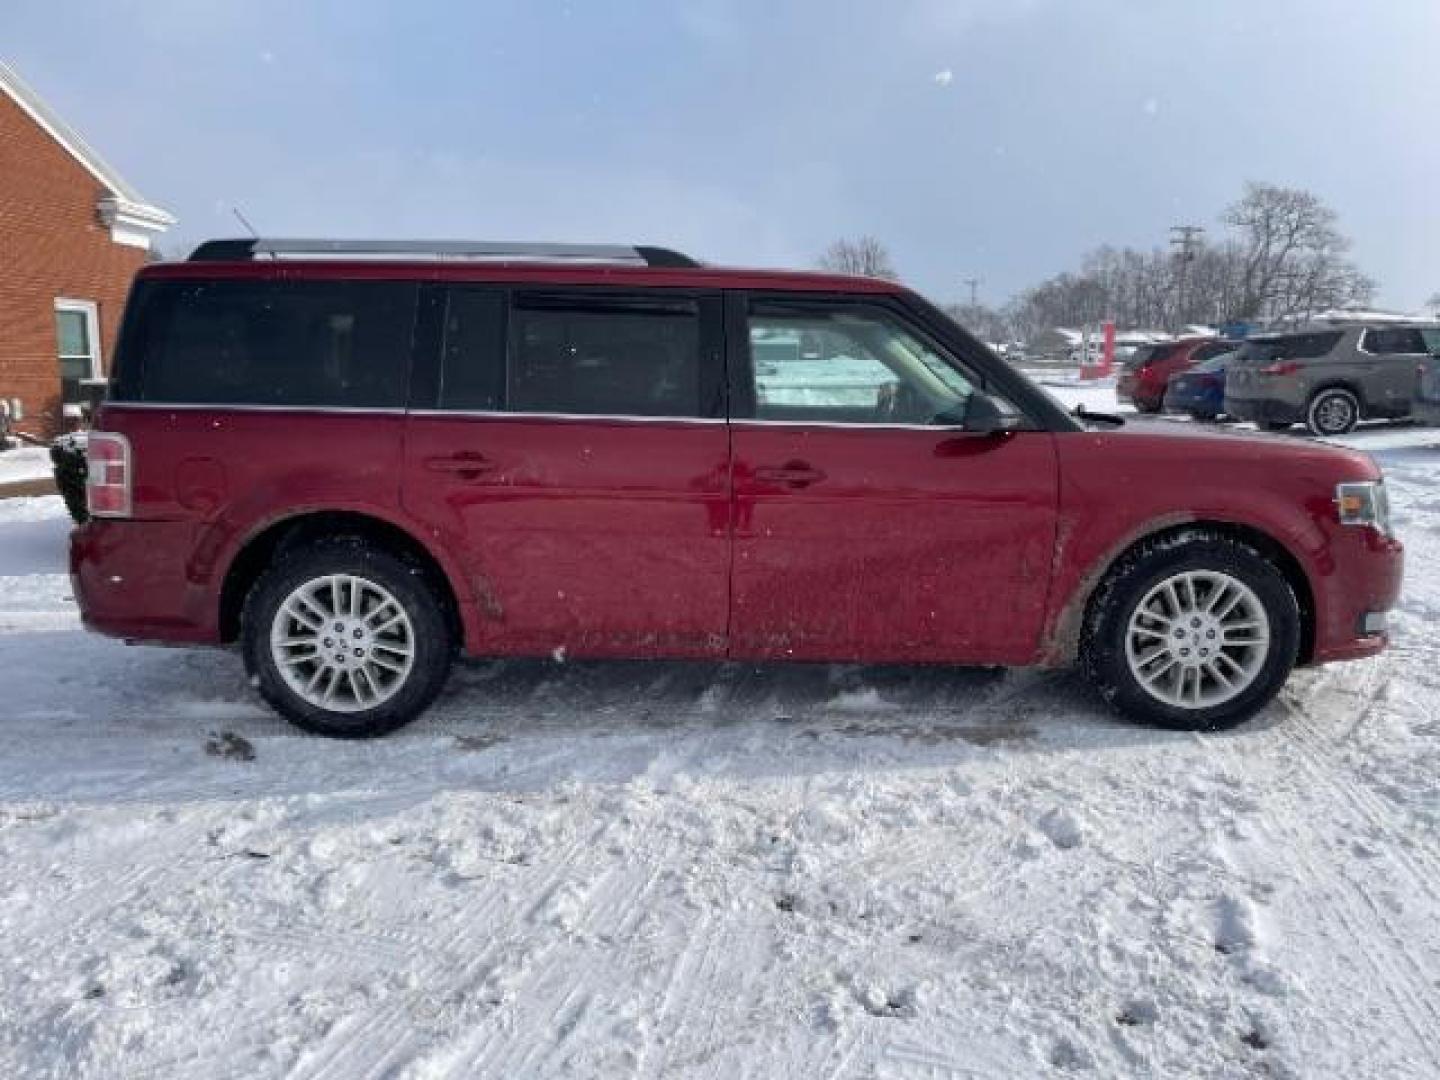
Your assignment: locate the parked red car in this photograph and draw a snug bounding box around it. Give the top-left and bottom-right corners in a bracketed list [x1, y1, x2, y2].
[73, 240, 1401, 737]
[1118, 337, 1236, 413]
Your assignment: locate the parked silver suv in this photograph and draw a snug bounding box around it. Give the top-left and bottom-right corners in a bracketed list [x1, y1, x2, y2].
[1417, 352, 1440, 427]
[1225, 323, 1440, 436]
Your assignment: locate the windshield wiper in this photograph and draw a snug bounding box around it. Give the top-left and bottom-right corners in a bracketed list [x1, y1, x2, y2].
[1072, 403, 1125, 427]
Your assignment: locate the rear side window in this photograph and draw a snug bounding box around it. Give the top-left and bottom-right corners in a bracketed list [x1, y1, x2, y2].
[1191, 341, 1231, 364]
[1123, 346, 1155, 371]
[1273, 331, 1343, 359]
[116, 280, 417, 407]
[1363, 327, 1427, 355]
[506, 293, 703, 417]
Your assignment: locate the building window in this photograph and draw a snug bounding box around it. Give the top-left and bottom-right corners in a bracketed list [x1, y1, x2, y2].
[54, 299, 103, 417]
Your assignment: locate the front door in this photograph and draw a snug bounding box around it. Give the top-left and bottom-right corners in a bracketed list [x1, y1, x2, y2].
[727, 295, 1059, 666]
[403, 286, 731, 659]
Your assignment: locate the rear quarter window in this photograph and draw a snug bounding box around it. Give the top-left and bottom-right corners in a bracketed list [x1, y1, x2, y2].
[113, 279, 418, 408]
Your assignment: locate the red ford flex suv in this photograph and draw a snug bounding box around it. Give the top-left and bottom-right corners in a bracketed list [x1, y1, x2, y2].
[72, 239, 1402, 738]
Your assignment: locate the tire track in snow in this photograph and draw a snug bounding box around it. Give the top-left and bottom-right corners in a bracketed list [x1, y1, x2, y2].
[1281, 664, 1440, 909]
[286, 817, 621, 1080]
[1201, 698, 1440, 1074]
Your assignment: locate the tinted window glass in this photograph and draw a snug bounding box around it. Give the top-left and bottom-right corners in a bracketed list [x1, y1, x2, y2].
[1277, 331, 1343, 358]
[119, 280, 416, 407]
[1192, 351, 1235, 373]
[1123, 346, 1155, 371]
[1365, 327, 1425, 354]
[1192, 341, 1231, 363]
[438, 288, 505, 410]
[1421, 329, 1440, 354]
[508, 294, 701, 416]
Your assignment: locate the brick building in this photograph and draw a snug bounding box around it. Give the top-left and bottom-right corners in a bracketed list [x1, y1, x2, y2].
[1, 61, 173, 438]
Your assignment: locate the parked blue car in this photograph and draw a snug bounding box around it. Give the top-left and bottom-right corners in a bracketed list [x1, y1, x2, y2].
[1163, 350, 1236, 420]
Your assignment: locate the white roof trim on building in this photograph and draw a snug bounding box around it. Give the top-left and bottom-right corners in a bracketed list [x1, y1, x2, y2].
[0, 60, 175, 249]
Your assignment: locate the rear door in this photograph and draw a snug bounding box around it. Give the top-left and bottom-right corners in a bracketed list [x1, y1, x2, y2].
[402, 285, 731, 658]
[1360, 326, 1429, 415]
[726, 293, 1059, 666]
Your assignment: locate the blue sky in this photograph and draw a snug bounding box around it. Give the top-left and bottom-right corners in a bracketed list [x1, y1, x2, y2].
[6, 0, 1438, 308]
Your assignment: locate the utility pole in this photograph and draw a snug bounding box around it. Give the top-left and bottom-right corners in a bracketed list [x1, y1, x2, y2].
[962, 277, 982, 308]
[1169, 225, 1204, 329]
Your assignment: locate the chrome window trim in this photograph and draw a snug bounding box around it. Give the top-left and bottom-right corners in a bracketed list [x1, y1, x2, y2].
[103, 402, 1005, 432]
[730, 418, 973, 432]
[417, 409, 726, 425]
[105, 402, 409, 416]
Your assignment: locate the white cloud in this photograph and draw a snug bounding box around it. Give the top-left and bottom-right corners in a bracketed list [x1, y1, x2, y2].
[934, 69, 954, 86]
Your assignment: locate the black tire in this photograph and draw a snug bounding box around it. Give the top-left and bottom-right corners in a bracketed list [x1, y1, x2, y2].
[242, 537, 454, 738]
[1306, 387, 1360, 437]
[1133, 399, 1161, 415]
[1081, 529, 1301, 731]
[1189, 410, 1219, 423]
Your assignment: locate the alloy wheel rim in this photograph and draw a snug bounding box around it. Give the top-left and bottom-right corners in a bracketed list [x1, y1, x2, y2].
[1314, 394, 1354, 433]
[270, 574, 415, 713]
[1124, 570, 1270, 709]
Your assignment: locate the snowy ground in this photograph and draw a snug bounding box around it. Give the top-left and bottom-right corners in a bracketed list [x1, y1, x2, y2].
[0, 445, 53, 488]
[1, 399, 1438, 1078]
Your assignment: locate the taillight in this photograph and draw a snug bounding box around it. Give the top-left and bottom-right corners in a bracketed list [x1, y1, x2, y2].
[86, 432, 132, 518]
[1259, 360, 1301, 376]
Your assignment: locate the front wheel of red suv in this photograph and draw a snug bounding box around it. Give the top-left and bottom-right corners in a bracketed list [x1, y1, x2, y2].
[242, 538, 455, 738]
[1081, 530, 1300, 731]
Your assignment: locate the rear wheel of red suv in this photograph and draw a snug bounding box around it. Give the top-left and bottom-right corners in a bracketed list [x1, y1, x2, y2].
[1081, 530, 1300, 731]
[242, 538, 455, 738]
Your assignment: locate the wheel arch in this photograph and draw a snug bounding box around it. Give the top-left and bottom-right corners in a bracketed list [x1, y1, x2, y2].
[218, 510, 467, 645]
[1045, 518, 1316, 668]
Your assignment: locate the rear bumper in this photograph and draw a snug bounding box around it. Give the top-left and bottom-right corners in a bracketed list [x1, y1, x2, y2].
[70, 519, 220, 644]
[1225, 395, 1303, 425]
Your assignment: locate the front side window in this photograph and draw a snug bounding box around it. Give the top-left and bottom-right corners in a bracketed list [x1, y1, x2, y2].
[121, 280, 417, 407]
[55, 299, 102, 411]
[507, 294, 702, 417]
[747, 301, 1011, 426]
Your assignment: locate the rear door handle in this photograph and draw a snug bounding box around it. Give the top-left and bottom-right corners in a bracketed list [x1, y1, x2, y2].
[754, 462, 826, 488]
[423, 453, 496, 480]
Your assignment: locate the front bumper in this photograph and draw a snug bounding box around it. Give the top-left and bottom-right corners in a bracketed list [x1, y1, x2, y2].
[1307, 525, 1403, 665]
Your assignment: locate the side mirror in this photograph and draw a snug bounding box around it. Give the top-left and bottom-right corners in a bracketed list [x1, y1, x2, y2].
[961, 392, 1021, 434]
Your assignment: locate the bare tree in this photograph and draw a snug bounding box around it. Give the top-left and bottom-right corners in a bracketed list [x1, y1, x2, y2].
[1006, 182, 1374, 337]
[818, 236, 899, 280]
[944, 303, 1011, 344]
[1223, 181, 1373, 321]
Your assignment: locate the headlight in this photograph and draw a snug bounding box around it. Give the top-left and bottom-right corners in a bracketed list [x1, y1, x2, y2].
[1335, 480, 1392, 536]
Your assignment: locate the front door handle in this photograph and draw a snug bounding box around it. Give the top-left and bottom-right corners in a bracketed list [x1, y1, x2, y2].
[754, 462, 826, 488]
[423, 452, 496, 480]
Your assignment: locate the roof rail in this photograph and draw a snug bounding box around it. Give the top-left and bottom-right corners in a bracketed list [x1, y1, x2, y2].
[187, 238, 701, 268]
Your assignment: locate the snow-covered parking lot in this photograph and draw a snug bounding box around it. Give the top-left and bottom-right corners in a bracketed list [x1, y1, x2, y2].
[2, 401, 1438, 1078]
